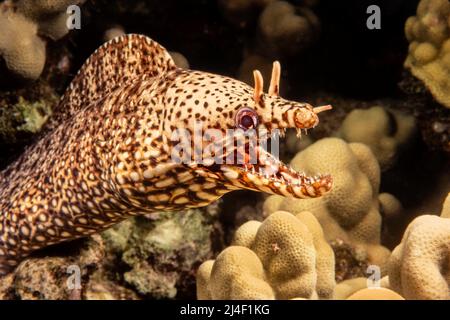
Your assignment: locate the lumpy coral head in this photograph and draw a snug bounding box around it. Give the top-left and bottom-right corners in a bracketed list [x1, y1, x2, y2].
[263, 138, 392, 269]
[388, 214, 450, 300]
[197, 210, 335, 300]
[404, 0, 450, 108]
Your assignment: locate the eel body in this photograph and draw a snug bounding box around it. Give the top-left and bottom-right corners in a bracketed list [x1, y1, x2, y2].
[0, 34, 332, 275]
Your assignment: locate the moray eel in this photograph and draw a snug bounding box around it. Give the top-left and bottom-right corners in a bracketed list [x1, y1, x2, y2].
[0, 34, 332, 275]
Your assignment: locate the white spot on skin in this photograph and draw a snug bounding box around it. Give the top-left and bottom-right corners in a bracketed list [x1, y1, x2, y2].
[116, 174, 125, 185]
[54, 218, 65, 227]
[143, 169, 153, 179]
[130, 171, 140, 182]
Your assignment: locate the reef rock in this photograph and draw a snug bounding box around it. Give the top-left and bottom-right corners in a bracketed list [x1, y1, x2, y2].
[388, 197, 450, 300]
[404, 0, 450, 109]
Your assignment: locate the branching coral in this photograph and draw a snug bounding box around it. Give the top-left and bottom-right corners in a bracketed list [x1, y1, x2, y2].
[258, 1, 320, 56]
[264, 138, 393, 271]
[0, 0, 85, 83]
[337, 106, 416, 169]
[404, 0, 450, 108]
[388, 200, 450, 300]
[197, 210, 335, 300]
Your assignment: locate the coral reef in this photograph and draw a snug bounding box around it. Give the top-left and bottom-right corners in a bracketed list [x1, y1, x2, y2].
[0, 9, 45, 84]
[237, 54, 274, 87]
[218, 0, 275, 27]
[169, 51, 190, 69]
[0, 0, 448, 303]
[104, 205, 222, 299]
[0, 235, 104, 300]
[258, 1, 320, 56]
[333, 277, 367, 300]
[0, 0, 85, 84]
[404, 0, 450, 108]
[387, 199, 450, 300]
[346, 287, 404, 300]
[336, 106, 416, 169]
[197, 210, 335, 300]
[0, 205, 222, 299]
[264, 138, 393, 271]
[330, 238, 369, 283]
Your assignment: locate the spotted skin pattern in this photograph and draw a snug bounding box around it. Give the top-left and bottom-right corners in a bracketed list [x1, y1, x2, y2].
[0, 34, 332, 275]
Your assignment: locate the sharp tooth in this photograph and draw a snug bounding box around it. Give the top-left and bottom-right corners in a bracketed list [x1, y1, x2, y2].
[296, 128, 302, 138]
[251, 166, 255, 174]
[281, 172, 291, 182]
[306, 186, 316, 196]
[279, 185, 291, 197]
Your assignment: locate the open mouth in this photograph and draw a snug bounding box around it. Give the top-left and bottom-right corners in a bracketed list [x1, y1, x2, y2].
[194, 61, 332, 199]
[215, 134, 332, 199]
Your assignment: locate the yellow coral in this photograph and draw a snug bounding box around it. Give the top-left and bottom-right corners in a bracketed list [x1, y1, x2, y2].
[379, 192, 403, 220]
[0, 0, 85, 82]
[16, 0, 86, 40]
[441, 192, 450, 218]
[264, 138, 392, 271]
[237, 54, 273, 87]
[258, 1, 319, 55]
[197, 211, 335, 300]
[0, 10, 46, 81]
[347, 288, 404, 300]
[218, 0, 275, 26]
[388, 213, 450, 300]
[333, 277, 367, 300]
[337, 106, 416, 169]
[208, 246, 275, 300]
[404, 0, 450, 108]
[196, 260, 214, 300]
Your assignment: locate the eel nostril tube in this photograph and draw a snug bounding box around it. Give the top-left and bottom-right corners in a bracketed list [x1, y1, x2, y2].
[313, 104, 333, 114]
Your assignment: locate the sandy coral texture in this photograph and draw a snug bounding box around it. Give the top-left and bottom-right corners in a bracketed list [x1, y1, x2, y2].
[264, 138, 393, 271]
[404, 0, 450, 108]
[337, 106, 416, 169]
[387, 197, 450, 300]
[197, 210, 335, 300]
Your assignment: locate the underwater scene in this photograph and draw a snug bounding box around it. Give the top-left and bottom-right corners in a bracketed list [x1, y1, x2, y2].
[0, 0, 449, 303]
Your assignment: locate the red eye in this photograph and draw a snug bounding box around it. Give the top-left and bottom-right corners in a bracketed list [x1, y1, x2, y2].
[235, 107, 258, 130]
